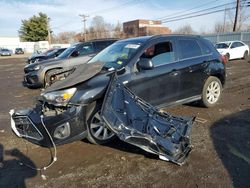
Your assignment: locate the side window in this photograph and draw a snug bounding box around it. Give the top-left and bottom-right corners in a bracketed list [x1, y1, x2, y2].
[199, 39, 213, 55]
[231, 42, 237, 48]
[141, 41, 175, 66]
[179, 39, 202, 59]
[236, 42, 244, 47]
[95, 41, 110, 52]
[78, 43, 94, 55]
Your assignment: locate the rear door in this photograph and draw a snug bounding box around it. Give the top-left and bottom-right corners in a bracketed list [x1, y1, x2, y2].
[176, 38, 209, 100]
[124, 39, 181, 107]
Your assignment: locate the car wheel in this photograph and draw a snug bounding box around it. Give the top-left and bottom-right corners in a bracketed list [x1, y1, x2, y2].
[87, 103, 115, 145]
[225, 53, 230, 62]
[44, 70, 56, 88]
[243, 51, 248, 60]
[201, 76, 222, 108]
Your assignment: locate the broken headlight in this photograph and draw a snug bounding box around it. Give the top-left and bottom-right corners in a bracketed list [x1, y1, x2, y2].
[41, 88, 76, 106]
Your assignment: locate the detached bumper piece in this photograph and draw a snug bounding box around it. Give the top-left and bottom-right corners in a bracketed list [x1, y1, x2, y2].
[10, 105, 87, 147]
[102, 77, 194, 165]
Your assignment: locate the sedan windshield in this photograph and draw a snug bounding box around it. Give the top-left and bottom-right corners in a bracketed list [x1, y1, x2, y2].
[88, 41, 142, 69]
[57, 46, 76, 58]
[215, 43, 230, 49]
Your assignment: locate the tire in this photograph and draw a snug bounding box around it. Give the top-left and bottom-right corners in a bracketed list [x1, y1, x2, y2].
[86, 103, 115, 144]
[201, 76, 222, 108]
[243, 51, 248, 60]
[44, 70, 57, 88]
[225, 53, 230, 62]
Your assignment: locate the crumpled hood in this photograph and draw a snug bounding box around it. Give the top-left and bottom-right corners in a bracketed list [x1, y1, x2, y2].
[44, 61, 104, 92]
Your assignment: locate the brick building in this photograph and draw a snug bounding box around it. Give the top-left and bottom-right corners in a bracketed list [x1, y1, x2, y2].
[123, 19, 171, 37]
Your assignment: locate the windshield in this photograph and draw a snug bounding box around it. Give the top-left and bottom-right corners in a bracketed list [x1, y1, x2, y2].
[47, 49, 59, 57]
[215, 43, 230, 49]
[57, 46, 76, 58]
[88, 41, 142, 69]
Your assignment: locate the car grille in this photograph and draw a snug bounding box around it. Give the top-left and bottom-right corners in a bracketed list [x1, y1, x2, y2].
[13, 116, 43, 140]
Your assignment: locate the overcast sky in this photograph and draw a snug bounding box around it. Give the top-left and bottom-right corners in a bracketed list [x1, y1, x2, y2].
[0, 0, 243, 36]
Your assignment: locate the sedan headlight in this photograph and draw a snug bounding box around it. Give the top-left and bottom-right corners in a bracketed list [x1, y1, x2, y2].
[41, 88, 77, 106]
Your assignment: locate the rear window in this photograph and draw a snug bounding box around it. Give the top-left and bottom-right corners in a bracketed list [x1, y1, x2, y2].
[178, 39, 202, 59]
[94, 41, 112, 51]
[199, 39, 213, 55]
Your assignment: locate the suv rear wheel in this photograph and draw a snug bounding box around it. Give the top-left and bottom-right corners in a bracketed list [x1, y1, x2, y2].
[201, 76, 222, 107]
[87, 103, 115, 144]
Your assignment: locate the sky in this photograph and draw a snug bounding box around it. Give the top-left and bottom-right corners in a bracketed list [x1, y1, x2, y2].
[0, 0, 245, 36]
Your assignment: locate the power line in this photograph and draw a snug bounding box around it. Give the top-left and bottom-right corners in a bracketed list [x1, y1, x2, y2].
[161, 6, 237, 23]
[155, 0, 219, 20]
[159, 1, 236, 22]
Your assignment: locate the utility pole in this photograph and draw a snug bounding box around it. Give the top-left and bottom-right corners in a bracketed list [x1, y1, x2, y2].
[47, 17, 51, 46]
[223, 6, 227, 33]
[233, 0, 240, 32]
[79, 14, 89, 41]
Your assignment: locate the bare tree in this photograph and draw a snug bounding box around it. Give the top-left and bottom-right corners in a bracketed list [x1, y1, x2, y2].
[213, 21, 232, 33]
[52, 32, 78, 43]
[174, 24, 196, 34]
[85, 16, 113, 40]
[113, 21, 125, 38]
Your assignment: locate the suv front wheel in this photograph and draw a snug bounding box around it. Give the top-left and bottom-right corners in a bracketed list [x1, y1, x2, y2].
[86, 103, 115, 144]
[201, 76, 222, 107]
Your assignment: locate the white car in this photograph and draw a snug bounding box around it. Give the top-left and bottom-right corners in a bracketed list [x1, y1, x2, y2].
[215, 41, 249, 61]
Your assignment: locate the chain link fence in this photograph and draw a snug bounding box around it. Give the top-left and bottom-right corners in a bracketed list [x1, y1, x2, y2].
[202, 32, 250, 47]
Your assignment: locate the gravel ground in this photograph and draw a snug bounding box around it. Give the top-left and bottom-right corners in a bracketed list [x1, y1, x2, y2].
[0, 56, 249, 188]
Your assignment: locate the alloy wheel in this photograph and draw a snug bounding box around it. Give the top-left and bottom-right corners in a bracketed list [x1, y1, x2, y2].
[90, 110, 114, 141]
[206, 81, 221, 104]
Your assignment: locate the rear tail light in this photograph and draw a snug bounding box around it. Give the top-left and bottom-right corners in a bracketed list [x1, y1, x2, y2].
[220, 55, 227, 65]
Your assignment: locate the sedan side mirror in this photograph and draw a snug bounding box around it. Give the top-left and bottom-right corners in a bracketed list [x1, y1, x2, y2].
[137, 58, 154, 70]
[71, 51, 79, 57]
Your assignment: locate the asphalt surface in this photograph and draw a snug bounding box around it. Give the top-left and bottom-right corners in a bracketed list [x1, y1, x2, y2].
[0, 56, 249, 188]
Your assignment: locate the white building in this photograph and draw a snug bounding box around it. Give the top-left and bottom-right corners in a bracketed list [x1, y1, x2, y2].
[0, 36, 70, 53]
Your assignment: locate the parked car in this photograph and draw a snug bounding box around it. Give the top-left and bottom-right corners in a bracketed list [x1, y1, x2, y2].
[11, 35, 226, 149]
[23, 39, 117, 88]
[15, 48, 24, 54]
[215, 40, 249, 61]
[0, 48, 12, 56]
[27, 48, 66, 64]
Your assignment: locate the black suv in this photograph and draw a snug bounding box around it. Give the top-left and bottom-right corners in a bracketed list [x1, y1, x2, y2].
[11, 35, 225, 147]
[23, 39, 117, 88]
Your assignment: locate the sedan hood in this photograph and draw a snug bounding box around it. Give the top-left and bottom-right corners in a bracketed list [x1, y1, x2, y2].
[45, 61, 104, 92]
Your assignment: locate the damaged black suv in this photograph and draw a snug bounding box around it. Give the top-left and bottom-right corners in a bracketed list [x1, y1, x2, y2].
[10, 35, 225, 163]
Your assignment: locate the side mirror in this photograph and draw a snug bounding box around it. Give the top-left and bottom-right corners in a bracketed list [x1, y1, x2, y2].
[137, 58, 154, 70]
[71, 51, 79, 57]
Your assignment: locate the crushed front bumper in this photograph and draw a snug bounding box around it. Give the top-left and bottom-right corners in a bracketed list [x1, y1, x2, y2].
[10, 104, 88, 147]
[23, 72, 44, 88]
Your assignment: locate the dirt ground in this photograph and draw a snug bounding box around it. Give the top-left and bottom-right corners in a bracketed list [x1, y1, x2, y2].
[0, 56, 249, 188]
